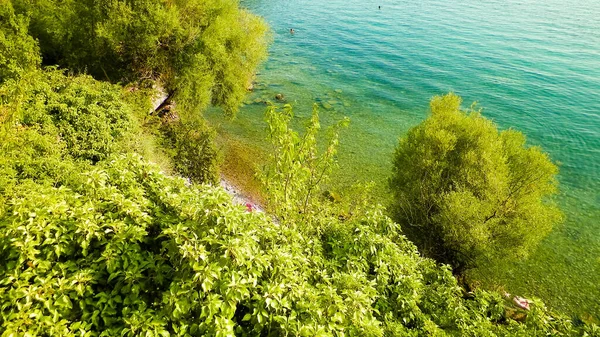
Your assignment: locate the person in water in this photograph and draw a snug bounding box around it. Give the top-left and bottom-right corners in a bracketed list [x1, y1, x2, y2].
[290, 28, 295, 34]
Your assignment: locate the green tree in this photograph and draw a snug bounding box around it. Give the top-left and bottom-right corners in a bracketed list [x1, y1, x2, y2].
[389, 93, 562, 273]
[13, 0, 269, 116]
[0, 0, 40, 83]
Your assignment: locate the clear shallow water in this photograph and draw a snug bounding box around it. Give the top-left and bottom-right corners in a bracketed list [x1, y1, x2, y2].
[208, 0, 600, 317]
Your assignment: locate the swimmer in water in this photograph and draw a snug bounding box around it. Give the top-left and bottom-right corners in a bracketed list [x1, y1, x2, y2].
[290, 28, 295, 34]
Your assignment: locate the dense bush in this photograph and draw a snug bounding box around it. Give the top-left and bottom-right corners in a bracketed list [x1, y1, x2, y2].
[0, 69, 138, 194]
[20, 71, 135, 162]
[2, 71, 133, 150]
[0, 120, 79, 192]
[12, 0, 269, 115]
[0, 147, 594, 336]
[390, 93, 562, 273]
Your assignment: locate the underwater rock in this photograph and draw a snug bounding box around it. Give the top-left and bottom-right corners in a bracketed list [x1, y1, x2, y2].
[275, 93, 285, 101]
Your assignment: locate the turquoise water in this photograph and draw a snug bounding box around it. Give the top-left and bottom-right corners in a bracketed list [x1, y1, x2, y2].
[209, 0, 600, 317]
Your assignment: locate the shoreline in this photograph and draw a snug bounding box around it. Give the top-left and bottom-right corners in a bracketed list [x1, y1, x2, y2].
[219, 176, 264, 213]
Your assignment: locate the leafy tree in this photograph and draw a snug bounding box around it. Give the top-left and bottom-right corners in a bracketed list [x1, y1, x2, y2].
[389, 93, 562, 273]
[13, 0, 269, 115]
[0, 0, 40, 83]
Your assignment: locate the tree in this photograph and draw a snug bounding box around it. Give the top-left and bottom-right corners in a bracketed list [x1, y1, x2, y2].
[389, 93, 562, 274]
[12, 0, 269, 116]
[0, 0, 40, 83]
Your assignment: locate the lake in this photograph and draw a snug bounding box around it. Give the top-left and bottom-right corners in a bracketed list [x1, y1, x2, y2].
[207, 0, 600, 318]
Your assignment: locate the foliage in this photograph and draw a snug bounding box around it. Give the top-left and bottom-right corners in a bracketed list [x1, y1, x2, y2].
[12, 0, 270, 116]
[0, 89, 594, 335]
[389, 93, 562, 273]
[0, 5, 594, 335]
[0, 119, 80, 195]
[0, 0, 40, 83]
[1, 69, 136, 161]
[0, 67, 169, 205]
[257, 103, 349, 228]
[160, 114, 220, 185]
[0, 130, 593, 336]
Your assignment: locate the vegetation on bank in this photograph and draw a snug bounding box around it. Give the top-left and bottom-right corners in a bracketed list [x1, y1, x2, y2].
[10, 0, 269, 116]
[390, 93, 562, 275]
[0, 0, 598, 335]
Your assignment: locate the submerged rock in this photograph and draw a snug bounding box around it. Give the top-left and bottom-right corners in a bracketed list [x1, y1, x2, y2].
[275, 93, 285, 101]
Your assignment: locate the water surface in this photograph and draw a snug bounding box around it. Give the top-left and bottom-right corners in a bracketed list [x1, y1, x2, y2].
[208, 0, 600, 317]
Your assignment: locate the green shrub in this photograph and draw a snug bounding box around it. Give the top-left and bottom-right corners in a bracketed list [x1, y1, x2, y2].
[257, 103, 349, 228]
[17, 70, 135, 162]
[0, 68, 145, 201]
[1, 69, 137, 161]
[390, 93, 562, 273]
[0, 124, 79, 193]
[0, 154, 592, 336]
[160, 116, 220, 185]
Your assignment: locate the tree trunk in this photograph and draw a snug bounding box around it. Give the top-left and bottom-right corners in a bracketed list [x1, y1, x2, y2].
[152, 90, 176, 116]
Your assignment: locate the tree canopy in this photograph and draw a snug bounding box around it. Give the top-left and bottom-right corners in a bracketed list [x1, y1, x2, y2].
[12, 0, 269, 115]
[390, 93, 562, 273]
[0, 0, 40, 83]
